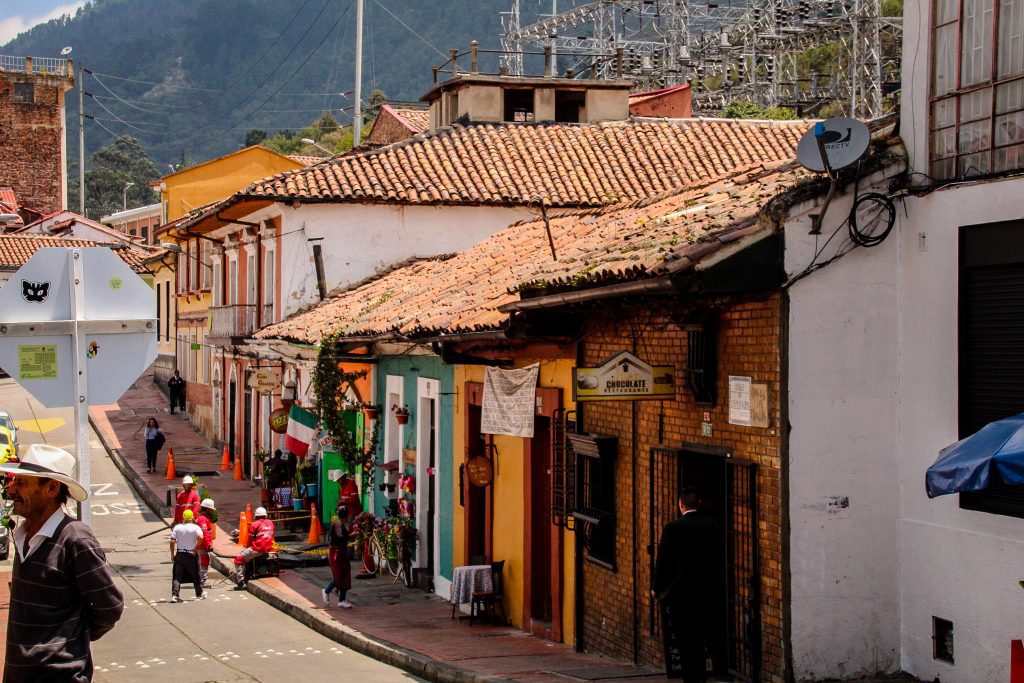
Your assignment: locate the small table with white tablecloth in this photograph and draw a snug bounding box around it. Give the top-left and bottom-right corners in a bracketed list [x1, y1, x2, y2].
[449, 564, 492, 618]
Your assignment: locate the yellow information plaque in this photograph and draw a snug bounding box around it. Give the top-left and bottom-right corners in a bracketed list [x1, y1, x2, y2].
[18, 345, 58, 380]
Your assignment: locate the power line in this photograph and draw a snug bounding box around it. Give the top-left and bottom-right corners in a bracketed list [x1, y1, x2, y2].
[85, 93, 160, 133]
[92, 94, 192, 109]
[371, 0, 447, 59]
[222, 0, 316, 92]
[188, 0, 355, 150]
[180, 0, 336, 140]
[88, 71, 220, 92]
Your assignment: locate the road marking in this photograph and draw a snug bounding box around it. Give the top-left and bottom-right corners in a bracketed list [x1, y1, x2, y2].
[91, 502, 147, 516]
[91, 482, 118, 496]
[14, 417, 64, 434]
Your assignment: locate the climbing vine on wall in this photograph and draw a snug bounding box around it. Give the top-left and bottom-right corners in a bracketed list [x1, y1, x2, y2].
[311, 333, 381, 496]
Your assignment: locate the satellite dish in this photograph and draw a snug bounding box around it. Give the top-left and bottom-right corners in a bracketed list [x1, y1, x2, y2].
[60, 46, 73, 56]
[796, 117, 870, 172]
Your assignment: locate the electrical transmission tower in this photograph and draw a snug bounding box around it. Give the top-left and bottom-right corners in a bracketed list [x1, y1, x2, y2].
[499, 0, 901, 118]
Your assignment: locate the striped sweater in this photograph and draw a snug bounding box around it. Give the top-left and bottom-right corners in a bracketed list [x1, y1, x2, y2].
[4, 514, 124, 683]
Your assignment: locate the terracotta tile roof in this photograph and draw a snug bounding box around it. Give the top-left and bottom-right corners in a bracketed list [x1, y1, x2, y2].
[0, 187, 18, 214]
[0, 235, 151, 273]
[238, 119, 809, 208]
[392, 107, 429, 134]
[286, 155, 327, 167]
[256, 157, 818, 344]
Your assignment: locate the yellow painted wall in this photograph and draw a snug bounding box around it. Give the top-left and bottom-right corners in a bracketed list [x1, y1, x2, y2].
[162, 146, 306, 221]
[452, 359, 577, 645]
[152, 261, 175, 358]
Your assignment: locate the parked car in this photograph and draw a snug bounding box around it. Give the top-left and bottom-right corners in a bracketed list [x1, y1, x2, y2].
[0, 411, 17, 456]
[0, 426, 15, 465]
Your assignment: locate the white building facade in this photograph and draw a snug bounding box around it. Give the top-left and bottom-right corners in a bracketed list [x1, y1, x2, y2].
[784, 0, 1024, 679]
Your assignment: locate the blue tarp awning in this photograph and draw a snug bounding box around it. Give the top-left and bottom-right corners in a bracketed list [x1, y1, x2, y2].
[926, 413, 1024, 498]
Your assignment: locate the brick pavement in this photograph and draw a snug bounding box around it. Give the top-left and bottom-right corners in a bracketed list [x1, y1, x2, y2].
[90, 369, 665, 682]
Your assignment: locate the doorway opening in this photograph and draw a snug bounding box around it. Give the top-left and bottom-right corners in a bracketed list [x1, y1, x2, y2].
[649, 446, 760, 681]
[463, 382, 491, 565]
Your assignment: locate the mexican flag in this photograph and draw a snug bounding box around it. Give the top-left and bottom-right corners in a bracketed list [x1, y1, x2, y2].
[285, 405, 318, 457]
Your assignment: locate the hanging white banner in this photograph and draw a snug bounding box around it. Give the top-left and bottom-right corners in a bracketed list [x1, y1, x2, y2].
[481, 363, 540, 437]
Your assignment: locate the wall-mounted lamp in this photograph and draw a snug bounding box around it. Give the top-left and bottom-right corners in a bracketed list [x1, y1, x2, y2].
[281, 380, 297, 408]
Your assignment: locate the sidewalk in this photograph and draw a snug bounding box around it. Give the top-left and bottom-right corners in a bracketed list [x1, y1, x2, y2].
[90, 370, 664, 683]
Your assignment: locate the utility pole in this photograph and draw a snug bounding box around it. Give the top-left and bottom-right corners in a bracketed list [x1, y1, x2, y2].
[353, 0, 364, 145]
[78, 63, 85, 215]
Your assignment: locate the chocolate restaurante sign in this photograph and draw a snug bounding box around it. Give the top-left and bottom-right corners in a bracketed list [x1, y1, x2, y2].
[573, 350, 674, 402]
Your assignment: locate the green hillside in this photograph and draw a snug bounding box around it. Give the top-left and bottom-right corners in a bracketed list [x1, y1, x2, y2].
[2, 0, 527, 168]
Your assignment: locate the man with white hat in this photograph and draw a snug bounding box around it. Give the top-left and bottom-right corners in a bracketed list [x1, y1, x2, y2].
[169, 509, 205, 602]
[173, 475, 200, 525]
[1, 444, 124, 681]
[231, 506, 275, 589]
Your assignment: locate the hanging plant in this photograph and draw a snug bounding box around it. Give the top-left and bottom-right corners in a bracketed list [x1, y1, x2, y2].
[311, 333, 381, 499]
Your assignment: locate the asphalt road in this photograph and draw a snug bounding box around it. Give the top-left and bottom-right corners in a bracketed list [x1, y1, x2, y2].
[0, 376, 422, 683]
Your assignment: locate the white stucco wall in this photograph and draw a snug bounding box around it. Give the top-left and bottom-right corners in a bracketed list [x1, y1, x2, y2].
[784, 184, 903, 680]
[893, 1, 1024, 678]
[896, 178, 1024, 683]
[243, 203, 531, 319]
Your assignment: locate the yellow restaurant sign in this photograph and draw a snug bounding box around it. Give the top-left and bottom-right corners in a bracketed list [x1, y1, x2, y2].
[573, 350, 674, 402]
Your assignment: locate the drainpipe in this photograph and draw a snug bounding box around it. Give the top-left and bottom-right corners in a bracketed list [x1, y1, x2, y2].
[311, 241, 327, 300]
[574, 339, 585, 652]
[631, 334, 639, 663]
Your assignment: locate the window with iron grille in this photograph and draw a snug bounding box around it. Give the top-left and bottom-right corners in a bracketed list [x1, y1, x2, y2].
[958, 219, 1024, 517]
[12, 83, 33, 104]
[930, 0, 1024, 179]
[569, 433, 617, 569]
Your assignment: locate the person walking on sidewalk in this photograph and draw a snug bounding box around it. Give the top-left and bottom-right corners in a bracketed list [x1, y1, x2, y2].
[167, 369, 186, 414]
[169, 510, 206, 602]
[231, 507, 274, 589]
[322, 505, 353, 608]
[173, 475, 200, 525]
[196, 498, 216, 588]
[143, 417, 165, 473]
[1, 445, 124, 681]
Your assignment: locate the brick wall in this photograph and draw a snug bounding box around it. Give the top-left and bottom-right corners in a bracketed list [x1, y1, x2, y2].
[578, 295, 785, 681]
[366, 110, 416, 146]
[0, 74, 67, 215]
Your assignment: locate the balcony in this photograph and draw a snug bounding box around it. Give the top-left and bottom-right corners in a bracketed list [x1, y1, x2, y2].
[210, 304, 257, 339]
[0, 56, 73, 77]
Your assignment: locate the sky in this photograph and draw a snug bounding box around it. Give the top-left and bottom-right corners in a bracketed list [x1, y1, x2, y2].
[0, 1, 87, 46]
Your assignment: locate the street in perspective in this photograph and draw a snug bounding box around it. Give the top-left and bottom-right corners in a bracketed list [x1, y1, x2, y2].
[5, 0, 1024, 680]
[0, 376, 421, 683]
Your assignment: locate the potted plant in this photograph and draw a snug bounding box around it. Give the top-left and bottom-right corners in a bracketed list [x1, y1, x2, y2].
[362, 403, 381, 421]
[386, 514, 417, 587]
[254, 450, 272, 505]
[392, 404, 410, 425]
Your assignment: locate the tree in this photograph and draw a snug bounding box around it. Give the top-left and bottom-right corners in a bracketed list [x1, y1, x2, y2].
[718, 100, 797, 120]
[245, 129, 269, 147]
[83, 136, 159, 219]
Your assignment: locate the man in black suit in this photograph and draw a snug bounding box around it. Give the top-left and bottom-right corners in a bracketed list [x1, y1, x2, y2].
[168, 369, 186, 414]
[652, 487, 719, 681]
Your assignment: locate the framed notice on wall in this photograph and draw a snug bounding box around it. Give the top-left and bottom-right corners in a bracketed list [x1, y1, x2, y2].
[729, 376, 769, 428]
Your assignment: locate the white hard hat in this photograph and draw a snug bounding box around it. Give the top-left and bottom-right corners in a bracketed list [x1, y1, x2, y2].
[200, 498, 215, 509]
[182, 475, 194, 485]
[254, 507, 268, 518]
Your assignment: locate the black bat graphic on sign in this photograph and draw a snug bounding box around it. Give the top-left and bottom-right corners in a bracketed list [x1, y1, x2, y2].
[21, 280, 50, 303]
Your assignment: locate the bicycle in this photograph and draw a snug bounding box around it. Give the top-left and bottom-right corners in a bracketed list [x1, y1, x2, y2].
[368, 528, 403, 582]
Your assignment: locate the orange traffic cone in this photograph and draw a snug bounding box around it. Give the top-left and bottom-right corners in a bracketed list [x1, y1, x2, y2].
[306, 503, 323, 544]
[245, 503, 253, 524]
[238, 512, 249, 548]
[165, 448, 176, 480]
[220, 446, 231, 471]
[233, 451, 244, 481]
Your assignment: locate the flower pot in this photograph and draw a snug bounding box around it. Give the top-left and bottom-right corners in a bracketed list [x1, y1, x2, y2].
[292, 498, 303, 511]
[363, 406, 380, 420]
[395, 412, 409, 425]
[305, 483, 318, 498]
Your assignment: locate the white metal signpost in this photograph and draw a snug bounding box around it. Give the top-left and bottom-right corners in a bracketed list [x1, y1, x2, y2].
[0, 248, 157, 524]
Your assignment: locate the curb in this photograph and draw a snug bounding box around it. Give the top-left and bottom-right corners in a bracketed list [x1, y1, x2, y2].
[93, 414, 504, 683]
[208, 552, 511, 683]
[90, 415, 171, 518]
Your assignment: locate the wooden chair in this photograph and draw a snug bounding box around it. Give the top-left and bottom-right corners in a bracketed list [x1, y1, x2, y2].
[470, 560, 506, 626]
